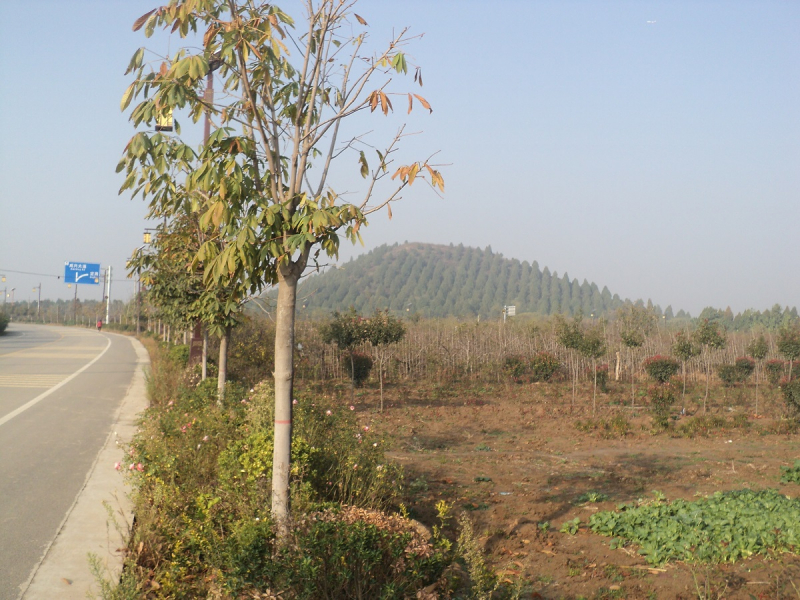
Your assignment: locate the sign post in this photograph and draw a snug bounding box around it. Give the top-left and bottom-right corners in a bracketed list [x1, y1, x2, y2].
[64, 262, 101, 326]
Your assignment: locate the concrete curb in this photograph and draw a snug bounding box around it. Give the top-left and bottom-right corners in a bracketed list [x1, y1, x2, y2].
[21, 335, 150, 599]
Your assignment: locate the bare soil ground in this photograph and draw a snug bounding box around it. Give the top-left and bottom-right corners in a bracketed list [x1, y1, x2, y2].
[315, 378, 800, 599]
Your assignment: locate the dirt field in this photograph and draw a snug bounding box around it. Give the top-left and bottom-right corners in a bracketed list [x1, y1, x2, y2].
[322, 378, 800, 599]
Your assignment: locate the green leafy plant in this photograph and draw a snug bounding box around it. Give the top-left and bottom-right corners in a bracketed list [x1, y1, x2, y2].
[575, 491, 608, 504]
[780, 460, 800, 484]
[590, 489, 800, 565]
[560, 517, 582, 535]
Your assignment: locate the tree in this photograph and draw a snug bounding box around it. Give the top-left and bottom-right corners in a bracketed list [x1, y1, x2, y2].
[672, 331, 700, 403]
[693, 319, 727, 413]
[127, 213, 242, 401]
[120, 0, 443, 537]
[617, 304, 655, 407]
[555, 313, 584, 409]
[776, 325, 800, 381]
[319, 307, 366, 402]
[363, 309, 405, 412]
[747, 334, 769, 415]
[579, 323, 606, 416]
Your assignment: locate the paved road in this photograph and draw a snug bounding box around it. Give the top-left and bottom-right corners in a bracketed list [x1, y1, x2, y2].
[0, 324, 139, 600]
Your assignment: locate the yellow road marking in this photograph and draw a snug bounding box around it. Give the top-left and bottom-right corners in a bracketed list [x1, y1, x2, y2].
[0, 375, 66, 388]
[15, 353, 100, 359]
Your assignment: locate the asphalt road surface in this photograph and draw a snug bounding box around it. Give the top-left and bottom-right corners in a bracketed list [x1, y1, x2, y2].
[0, 324, 139, 600]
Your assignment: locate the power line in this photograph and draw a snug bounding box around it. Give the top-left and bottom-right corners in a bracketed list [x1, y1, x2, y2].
[0, 268, 63, 279]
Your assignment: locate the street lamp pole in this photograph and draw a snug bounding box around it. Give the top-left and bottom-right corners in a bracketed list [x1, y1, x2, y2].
[33, 283, 41, 318]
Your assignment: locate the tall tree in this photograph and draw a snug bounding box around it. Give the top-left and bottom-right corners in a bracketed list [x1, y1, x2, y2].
[121, 0, 442, 538]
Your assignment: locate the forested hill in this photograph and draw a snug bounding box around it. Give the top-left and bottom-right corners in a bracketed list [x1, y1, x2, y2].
[294, 242, 665, 319]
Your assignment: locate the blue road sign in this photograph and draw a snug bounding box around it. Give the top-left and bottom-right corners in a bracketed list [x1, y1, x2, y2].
[64, 261, 101, 285]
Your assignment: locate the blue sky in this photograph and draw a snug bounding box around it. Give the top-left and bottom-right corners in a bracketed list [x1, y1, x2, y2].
[0, 1, 797, 315]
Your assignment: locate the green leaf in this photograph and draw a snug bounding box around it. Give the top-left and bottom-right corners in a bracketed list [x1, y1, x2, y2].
[391, 52, 407, 74]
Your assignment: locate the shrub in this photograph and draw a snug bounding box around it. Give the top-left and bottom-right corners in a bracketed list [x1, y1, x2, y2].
[595, 363, 609, 393]
[342, 351, 373, 387]
[529, 351, 560, 382]
[780, 378, 800, 415]
[649, 383, 676, 429]
[643, 355, 680, 384]
[503, 355, 528, 383]
[286, 506, 446, 599]
[574, 415, 631, 439]
[735, 356, 755, 381]
[766, 360, 785, 386]
[0, 312, 8, 334]
[716, 364, 739, 387]
[167, 343, 190, 367]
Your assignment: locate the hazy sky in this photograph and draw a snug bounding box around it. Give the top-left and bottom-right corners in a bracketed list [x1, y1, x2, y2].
[0, 1, 797, 315]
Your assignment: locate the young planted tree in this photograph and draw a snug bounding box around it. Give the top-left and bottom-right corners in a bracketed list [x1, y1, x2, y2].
[579, 323, 606, 416]
[319, 308, 366, 402]
[121, 1, 443, 537]
[693, 319, 727, 413]
[555, 314, 584, 409]
[776, 325, 800, 381]
[747, 334, 769, 415]
[617, 305, 656, 407]
[364, 309, 406, 412]
[672, 331, 700, 403]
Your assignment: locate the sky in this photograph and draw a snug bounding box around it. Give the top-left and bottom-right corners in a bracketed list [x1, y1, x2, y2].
[0, 0, 797, 315]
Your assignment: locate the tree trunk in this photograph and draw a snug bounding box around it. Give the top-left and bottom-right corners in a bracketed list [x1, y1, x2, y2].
[704, 353, 710, 414]
[681, 360, 687, 404]
[217, 325, 230, 404]
[350, 351, 356, 405]
[272, 265, 301, 540]
[202, 328, 208, 381]
[592, 358, 597, 416]
[754, 360, 759, 416]
[379, 351, 385, 412]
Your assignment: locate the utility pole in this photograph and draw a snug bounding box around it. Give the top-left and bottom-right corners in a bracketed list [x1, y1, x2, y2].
[33, 283, 41, 318]
[136, 278, 141, 336]
[105, 265, 112, 324]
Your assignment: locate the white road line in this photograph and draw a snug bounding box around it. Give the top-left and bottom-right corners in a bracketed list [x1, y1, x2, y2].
[0, 336, 112, 428]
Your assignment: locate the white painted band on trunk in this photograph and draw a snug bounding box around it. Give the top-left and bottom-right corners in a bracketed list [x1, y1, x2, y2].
[0, 336, 112, 428]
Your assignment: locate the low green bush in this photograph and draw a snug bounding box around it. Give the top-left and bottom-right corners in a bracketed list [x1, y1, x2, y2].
[648, 383, 676, 429]
[780, 377, 800, 414]
[166, 343, 190, 367]
[0, 312, 9, 334]
[342, 351, 373, 387]
[529, 352, 560, 383]
[765, 359, 785, 385]
[575, 415, 631, 439]
[503, 355, 528, 383]
[643, 355, 680, 384]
